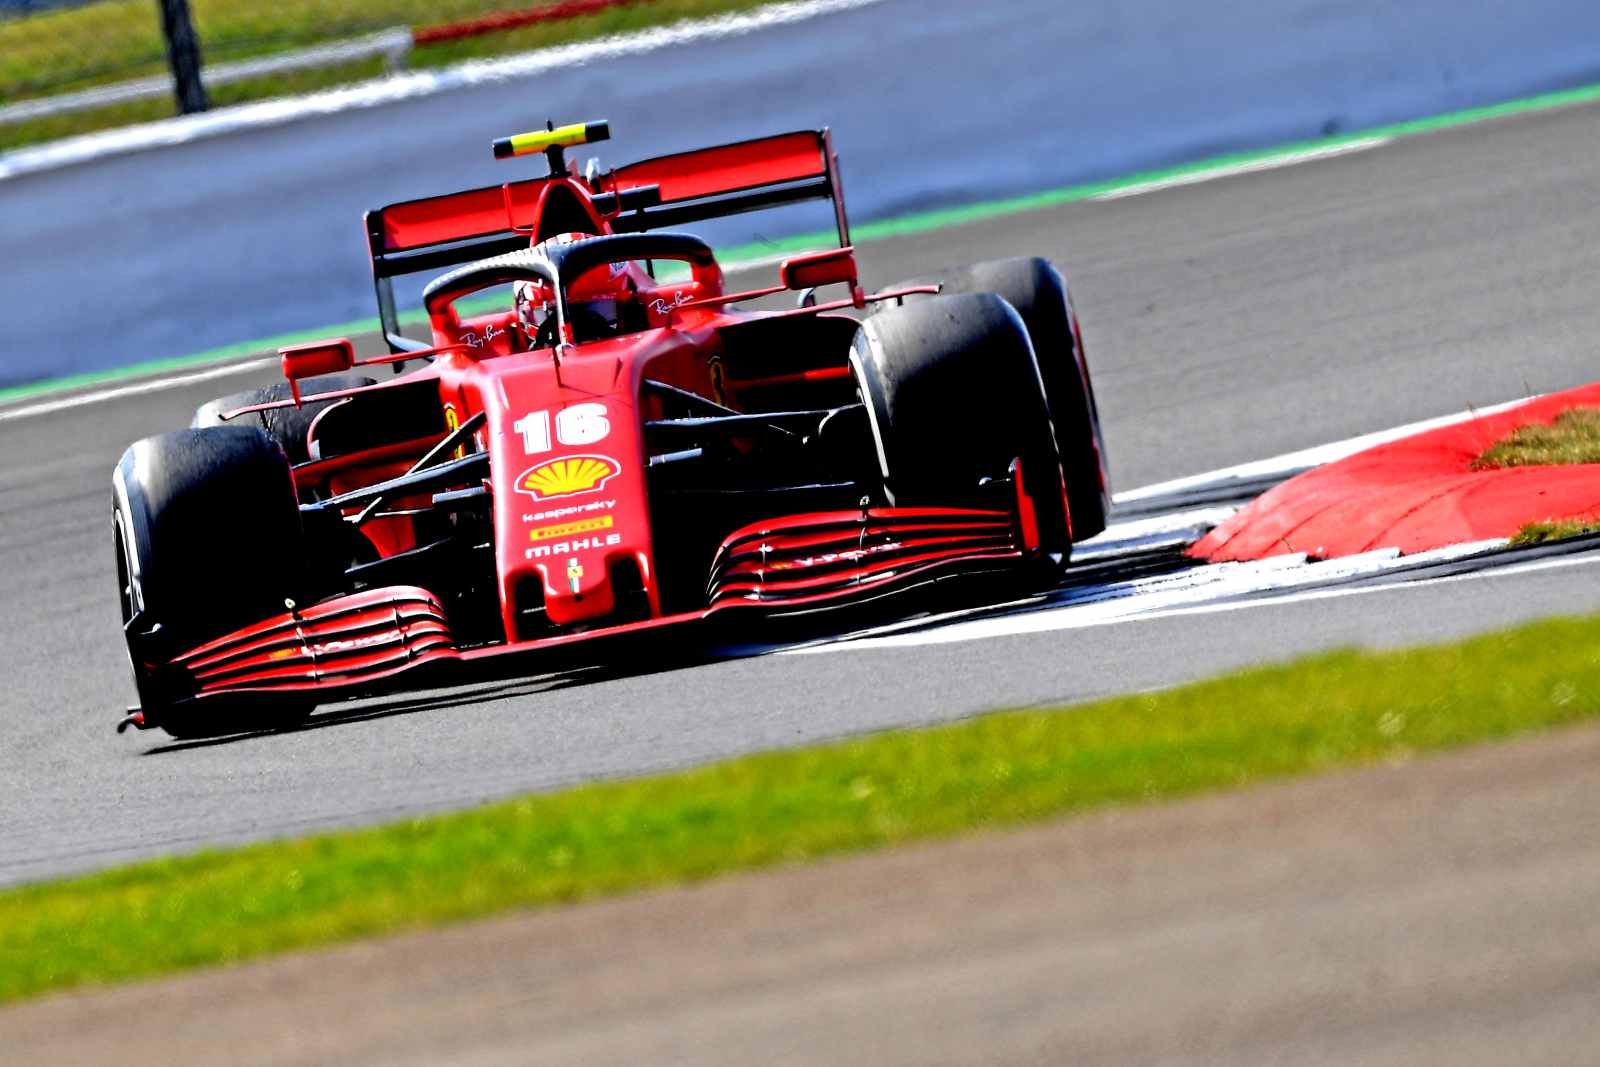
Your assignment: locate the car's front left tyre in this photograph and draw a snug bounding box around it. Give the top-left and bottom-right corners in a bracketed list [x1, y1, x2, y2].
[113, 426, 314, 737]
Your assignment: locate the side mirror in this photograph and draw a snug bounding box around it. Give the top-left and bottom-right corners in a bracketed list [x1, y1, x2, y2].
[280, 338, 355, 403]
[780, 246, 858, 293]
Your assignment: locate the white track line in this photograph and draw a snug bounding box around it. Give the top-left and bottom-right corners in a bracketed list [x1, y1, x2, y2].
[1115, 394, 1540, 503]
[0, 359, 273, 423]
[1092, 138, 1391, 201]
[791, 539, 1511, 653]
[1073, 504, 1239, 560]
[816, 545, 1600, 653]
[0, 0, 885, 182]
[1122, 549, 1600, 626]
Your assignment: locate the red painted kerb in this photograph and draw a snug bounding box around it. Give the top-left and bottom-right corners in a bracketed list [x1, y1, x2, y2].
[1191, 383, 1600, 563]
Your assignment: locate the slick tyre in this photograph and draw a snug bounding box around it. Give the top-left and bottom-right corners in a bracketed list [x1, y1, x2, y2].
[193, 372, 375, 465]
[113, 426, 313, 738]
[851, 292, 1071, 560]
[874, 257, 1109, 539]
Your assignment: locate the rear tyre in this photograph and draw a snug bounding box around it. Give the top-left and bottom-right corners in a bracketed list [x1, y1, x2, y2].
[113, 426, 314, 738]
[193, 372, 375, 465]
[851, 292, 1071, 561]
[874, 257, 1109, 539]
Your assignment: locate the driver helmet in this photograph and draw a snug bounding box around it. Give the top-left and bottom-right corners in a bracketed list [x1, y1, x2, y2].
[544, 232, 648, 342]
[512, 277, 554, 345]
[565, 263, 640, 341]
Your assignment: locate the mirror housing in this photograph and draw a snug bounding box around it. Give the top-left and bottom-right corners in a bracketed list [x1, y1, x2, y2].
[280, 338, 355, 403]
[780, 246, 858, 293]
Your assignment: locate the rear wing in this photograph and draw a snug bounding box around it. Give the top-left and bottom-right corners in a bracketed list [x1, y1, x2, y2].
[363, 127, 851, 353]
[595, 128, 850, 246]
[364, 175, 590, 353]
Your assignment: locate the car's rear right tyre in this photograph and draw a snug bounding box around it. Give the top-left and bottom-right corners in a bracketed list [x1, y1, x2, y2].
[193, 372, 375, 465]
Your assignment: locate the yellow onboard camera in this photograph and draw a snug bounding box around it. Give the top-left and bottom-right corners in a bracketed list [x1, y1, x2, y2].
[492, 120, 610, 175]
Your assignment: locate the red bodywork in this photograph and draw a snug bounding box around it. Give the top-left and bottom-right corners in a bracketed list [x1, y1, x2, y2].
[137, 128, 1060, 718]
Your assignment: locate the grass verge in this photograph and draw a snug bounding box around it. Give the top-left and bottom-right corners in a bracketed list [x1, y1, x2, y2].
[1511, 519, 1600, 546]
[0, 0, 781, 152]
[1474, 407, 1600, 469]
[6, 611, 1600, 1004]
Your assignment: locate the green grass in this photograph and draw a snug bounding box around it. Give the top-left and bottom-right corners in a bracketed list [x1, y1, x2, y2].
[0, 58, 399, 152]
[1474, 407, 1600, 469]
[0, 0, 780, 151]
[6, 610, 1600, 1004]
[1510, 519, 1600, 546]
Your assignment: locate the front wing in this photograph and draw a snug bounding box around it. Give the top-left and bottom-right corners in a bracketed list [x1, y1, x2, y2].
[123, 502, 1039, 730]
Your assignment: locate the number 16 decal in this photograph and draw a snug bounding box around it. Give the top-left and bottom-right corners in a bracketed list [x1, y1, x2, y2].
[514, 402, 610, 455]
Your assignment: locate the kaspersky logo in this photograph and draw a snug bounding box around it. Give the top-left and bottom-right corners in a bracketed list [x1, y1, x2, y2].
[516, 455, 620, 500]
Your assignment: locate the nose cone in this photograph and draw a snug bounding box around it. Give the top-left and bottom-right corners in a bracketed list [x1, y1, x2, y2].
[482, 356, 654, 639]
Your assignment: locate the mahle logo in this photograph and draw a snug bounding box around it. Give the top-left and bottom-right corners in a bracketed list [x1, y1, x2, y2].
[517, 454, 620, 500]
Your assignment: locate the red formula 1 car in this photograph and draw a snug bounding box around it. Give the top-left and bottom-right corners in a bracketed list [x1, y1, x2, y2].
[111, 121, 1108, 737]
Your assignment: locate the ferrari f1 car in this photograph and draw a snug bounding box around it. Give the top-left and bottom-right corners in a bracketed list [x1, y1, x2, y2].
[112, 121, 1108, 737]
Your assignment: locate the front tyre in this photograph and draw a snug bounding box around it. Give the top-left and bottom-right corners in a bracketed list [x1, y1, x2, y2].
[851, 292, 1071, 563]
[113, 426, 313, 737]
[874, 257, 1109, 539]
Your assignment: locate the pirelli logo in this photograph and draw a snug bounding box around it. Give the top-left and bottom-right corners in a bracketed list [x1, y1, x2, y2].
[530, 515, 614, 542]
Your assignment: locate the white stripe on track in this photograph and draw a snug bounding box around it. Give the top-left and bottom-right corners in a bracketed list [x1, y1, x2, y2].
[1091, 139, 1391, 201]
[805, 546, 1600, 656]
[0, 359, 273, 423]
[1114, 395, 1540, 504]
[1113, 549, 1600, 627]
[790, 539, 1512, 653]
[1073, 505, 1239, 560]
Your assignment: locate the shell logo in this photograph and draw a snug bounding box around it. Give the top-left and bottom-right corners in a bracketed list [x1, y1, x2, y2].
[517, 454, 620, 500]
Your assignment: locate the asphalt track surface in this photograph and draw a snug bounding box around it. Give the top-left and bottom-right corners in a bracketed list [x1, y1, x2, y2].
[5, 0, 1600, 385]
[6, 97, 1600, 890]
